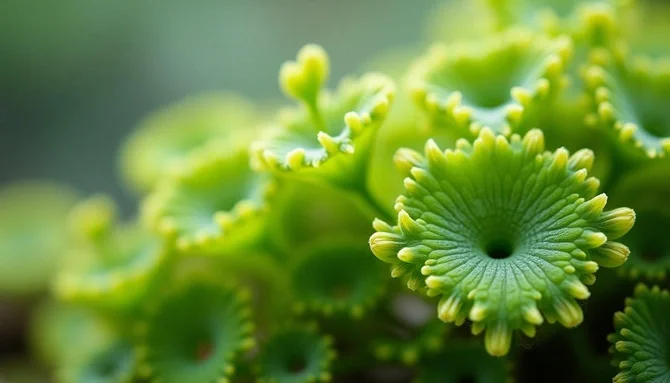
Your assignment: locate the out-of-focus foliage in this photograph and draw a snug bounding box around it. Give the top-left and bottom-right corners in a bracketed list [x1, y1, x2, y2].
[0, 182, 78, 296]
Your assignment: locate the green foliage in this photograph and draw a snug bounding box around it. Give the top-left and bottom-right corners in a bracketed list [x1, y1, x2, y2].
[409, 29, 572, 137]
[135, 278, 255, 383]
[370, 128, 634, 355]
[4, 0, 670, 382]
[608, 284, 670, 382]
[0, 182, 78, 296]
[255, 322, 336, 383]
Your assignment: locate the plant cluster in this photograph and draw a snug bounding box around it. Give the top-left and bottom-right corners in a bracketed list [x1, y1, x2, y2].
[3, 0, 670, 382]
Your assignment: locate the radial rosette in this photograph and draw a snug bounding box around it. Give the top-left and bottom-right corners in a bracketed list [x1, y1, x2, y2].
[0, 181, 78, 296]
[164, 252, 291, 334]
[119, 93, 258, 194]
[408, 29, 572, 137]
[369, 128, 635, 356]
[585, 51, 670, 159]
[609, 162, 670, 280]
[143, 145, 275, 253]
[291, 239, 388, 319]
[135, 279, 254, 383]
[486, 0, 630, 43]
[608, 284, 670, 383]
[255, 322, 336, 383]
[54, 196, 169, 311]
[415, 340, 512, 383]
[251, 44, 395, 188]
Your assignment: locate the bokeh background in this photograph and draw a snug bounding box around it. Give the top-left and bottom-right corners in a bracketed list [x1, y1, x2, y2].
[0, 0, 442, 210]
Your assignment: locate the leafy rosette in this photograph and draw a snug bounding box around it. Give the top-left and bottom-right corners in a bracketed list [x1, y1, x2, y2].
[486, 0, 631, 44]
[0, 181, 78, 296]
[119, 93, 258, 194]
[408, 29, 572, 137]
[143, 144, 275, 254]
[415, 340, 512, 383]
[161, 251, 291, 334]
[135, 278, 255, 383]
[251, 44, 395, 189]
[291, 239, 388, 319]
[54, 196, 169, 312]
[608, 284, 670, 383]
[255, 322, 336, 383]
[370, 128, 635, 356]
[585, 50, 670, 160]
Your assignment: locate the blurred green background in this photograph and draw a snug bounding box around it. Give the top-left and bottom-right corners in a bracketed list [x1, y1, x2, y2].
[0, 0, 441, 209]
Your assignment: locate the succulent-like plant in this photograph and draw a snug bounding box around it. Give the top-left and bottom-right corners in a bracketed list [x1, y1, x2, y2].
[585, 48, 670, 160]
[135, 278, 255, 383]
[409, 29, 572, 137]
[370, 128, 634, 355]
[119, 93, 259, 194]
[10, 0, 670, 381]
[251, 45, 395, 195]
[54, 196, 169, 312]
[143, 145, 275, 253]
[255, 322, 336, 383]
[609, 284, 670, 383]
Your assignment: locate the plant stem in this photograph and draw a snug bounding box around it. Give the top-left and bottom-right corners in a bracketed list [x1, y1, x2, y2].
[307, 99, 327, 133]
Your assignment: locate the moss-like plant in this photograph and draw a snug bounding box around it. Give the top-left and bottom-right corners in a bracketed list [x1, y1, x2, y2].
[488, 0, 630, 41]
[135, 278, 254, 383]
[255, 322, 336, 383]
[409, 29, 572, 137]
[119, 93, 258, 194]
[251, 45, 395, 192]
[143, 145, 275, 254]
[17, 0, 670, 380]
[54, 196, 169, 312]
[608, 284, 670, 383]
[291, 239, 387, 319]
[370, 128, 634, 355]
[585, 50, 670, 160]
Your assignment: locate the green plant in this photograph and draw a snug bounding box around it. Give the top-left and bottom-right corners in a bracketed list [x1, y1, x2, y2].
[5, 0, 670, 382]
